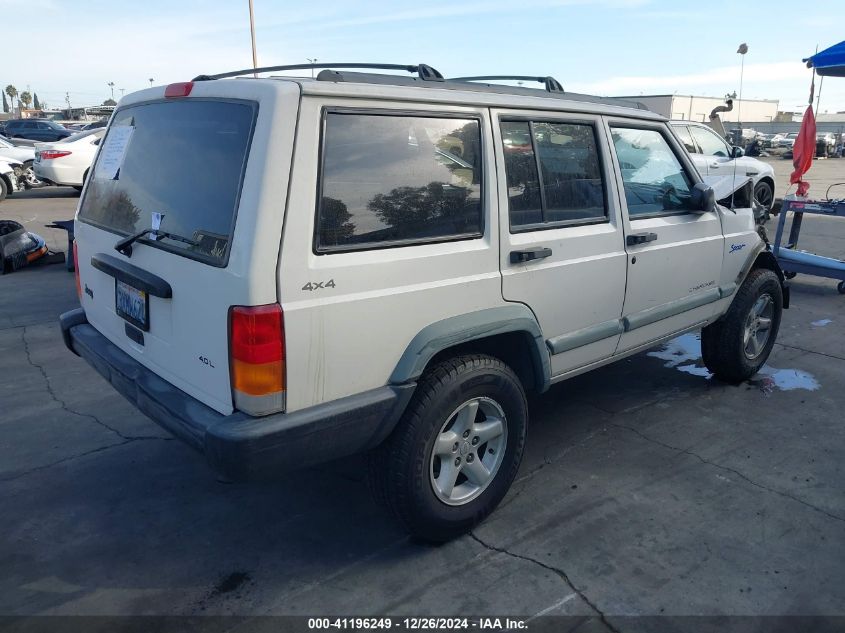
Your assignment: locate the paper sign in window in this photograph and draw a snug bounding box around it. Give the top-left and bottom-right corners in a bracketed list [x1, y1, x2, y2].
[94, 126, 134, 180]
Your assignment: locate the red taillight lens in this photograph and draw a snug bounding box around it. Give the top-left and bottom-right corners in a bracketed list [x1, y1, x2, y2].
[165, 82, 193, 98]
[229, 304, 286, 415]
[72, 240, 81, 299]
[40, 150, 72, 160]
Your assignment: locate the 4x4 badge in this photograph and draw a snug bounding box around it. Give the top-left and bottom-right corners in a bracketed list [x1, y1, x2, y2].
[302, 279, 336, 291]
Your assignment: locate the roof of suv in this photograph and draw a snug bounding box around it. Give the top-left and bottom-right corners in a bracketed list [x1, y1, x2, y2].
[185, 64, 666, 122]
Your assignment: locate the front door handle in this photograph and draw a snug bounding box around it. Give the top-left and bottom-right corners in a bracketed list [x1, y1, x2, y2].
[627, 232, 658, 246]
[510, 247, 553, 264]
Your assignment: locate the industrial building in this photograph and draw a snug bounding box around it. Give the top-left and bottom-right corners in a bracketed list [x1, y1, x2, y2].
[617, 94, 780, 123]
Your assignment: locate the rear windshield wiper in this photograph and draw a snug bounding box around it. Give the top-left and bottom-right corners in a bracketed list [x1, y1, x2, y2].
[115, 228, 200, 257]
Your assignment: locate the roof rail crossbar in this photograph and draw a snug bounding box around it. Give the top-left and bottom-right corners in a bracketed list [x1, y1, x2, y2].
[450, 75, 564, 94]
[193, 63, 444, 82]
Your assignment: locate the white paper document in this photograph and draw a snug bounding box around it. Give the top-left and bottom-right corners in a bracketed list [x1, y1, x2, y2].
[94, 126, 134, 180]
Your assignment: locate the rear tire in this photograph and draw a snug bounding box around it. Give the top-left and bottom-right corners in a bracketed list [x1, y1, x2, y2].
[0, 177, 8, 202]
[702, 268, 783, 383]
[369, 354, 527, 542]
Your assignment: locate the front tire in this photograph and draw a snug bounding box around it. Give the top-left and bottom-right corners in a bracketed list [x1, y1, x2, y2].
[369, 354, 527, 542]
[754, 180, 774, 211]
[702, 268, 783, 382]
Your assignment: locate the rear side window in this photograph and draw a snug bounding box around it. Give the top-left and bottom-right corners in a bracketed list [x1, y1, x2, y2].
[78, 99, 256, 267]
[501, 120, 607, 231]
[316, 112, 483, 252]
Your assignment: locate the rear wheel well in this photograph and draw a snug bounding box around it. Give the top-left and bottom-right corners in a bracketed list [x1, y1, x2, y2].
[425, 331, 541, 394]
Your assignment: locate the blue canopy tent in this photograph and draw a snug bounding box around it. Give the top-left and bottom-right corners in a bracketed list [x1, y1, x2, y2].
[804, 40, 845, 76]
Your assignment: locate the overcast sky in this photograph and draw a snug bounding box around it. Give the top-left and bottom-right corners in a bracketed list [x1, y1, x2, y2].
[8, 0, 845, 114]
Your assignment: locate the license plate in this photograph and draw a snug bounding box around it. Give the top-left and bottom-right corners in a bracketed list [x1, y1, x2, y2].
[115, 280, 149, 331]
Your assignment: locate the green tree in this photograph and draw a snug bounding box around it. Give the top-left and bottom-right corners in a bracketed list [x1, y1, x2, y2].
[319, 197, 355, 246]
[33, 93, 40, 110]
[368, 182, 472, 232]
[2, 91, 7, 113]
[19, 91, 32, 109]
[102, 98, 116, 106]
[5, 85, 17, 112]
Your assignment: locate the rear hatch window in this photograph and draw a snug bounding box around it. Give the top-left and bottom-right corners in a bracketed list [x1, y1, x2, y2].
[78, 99, 256, 266]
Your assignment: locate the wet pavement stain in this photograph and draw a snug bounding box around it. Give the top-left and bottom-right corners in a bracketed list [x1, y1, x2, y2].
[649, 333, 820, 393]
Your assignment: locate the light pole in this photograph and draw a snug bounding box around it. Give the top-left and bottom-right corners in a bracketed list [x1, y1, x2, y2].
[119, 88, 125, 98]
[107, 81, 115, 101]
[149, 78, 154, 87]
[248, 0, 258, 77]
[307, 57, 318, 78]
[736, 43, 748, 131]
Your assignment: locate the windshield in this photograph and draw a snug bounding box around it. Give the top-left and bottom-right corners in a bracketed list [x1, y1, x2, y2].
[78, 99, 256, 267]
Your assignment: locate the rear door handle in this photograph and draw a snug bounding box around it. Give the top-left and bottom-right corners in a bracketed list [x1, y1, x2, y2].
[510, 247, 553, 264]
[626, 232, 658, 246]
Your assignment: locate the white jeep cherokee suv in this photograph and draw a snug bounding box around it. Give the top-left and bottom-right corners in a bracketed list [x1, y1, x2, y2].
[61, 64, 788, 541]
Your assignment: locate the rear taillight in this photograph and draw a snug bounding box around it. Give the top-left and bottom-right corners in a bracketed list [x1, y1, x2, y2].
[72, 240, 81, 299]
[40, 150, 72, 160]
[229, 304, 285, 416]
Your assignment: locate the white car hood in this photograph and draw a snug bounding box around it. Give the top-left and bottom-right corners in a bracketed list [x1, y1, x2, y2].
[703, 174, 753, 201]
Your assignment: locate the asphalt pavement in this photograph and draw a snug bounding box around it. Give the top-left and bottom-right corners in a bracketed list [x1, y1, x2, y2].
[1, 172, 844, 626]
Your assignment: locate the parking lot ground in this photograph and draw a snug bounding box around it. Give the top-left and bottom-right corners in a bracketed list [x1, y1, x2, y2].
[1, 180, 844, 625]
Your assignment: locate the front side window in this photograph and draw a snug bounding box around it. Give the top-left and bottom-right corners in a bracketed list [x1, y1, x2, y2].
[316, 113, 482, 252]
[689, 125, 730, 157]
[672, 125, 698, 154]
[611, 127, 696, 217]
[501, 120, 606, 230]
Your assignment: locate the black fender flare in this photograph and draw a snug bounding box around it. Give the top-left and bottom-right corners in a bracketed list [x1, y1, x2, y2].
[734, 245, 789, 309]
[389, 305, 551, 393]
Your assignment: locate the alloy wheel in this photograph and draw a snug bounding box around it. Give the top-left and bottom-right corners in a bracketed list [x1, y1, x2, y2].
[429, 397, 508, 506]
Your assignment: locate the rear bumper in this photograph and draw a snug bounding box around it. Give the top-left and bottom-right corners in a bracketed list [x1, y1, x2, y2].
[60, 308, 415, 480]
[33, 161, 81, 187]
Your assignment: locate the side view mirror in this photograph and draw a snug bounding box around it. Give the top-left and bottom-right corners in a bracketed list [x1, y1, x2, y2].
[691, 182, 715, 213]
[731, 145, 744, 158]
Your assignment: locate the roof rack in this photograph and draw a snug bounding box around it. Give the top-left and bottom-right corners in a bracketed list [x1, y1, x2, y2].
[193, 62, 444, 82]
[451, 75, 564, 94]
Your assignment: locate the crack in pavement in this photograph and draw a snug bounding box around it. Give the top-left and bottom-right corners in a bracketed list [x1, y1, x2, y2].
[610, 422, 845, 524]
[776, 342, 845, 363]
[20, 326, 172, 443]
[0, 319, 63, 332]
[469, 532, 620, 633]
[0, 440, 139, 482]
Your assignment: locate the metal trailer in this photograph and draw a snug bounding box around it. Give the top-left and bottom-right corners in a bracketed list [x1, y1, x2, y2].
[772, 197, 845, 294]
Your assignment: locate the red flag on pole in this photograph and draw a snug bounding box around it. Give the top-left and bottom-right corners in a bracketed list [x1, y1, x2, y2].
[790, 104, 817, 197]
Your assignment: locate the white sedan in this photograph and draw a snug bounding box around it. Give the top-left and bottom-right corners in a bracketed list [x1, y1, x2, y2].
[34, 129, 105, 190]
[670, 121, 776, 210]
